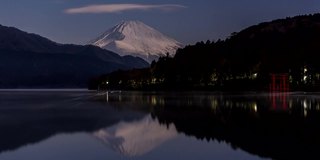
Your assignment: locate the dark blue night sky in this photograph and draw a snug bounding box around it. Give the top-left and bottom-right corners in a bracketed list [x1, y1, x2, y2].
[1, 0, 320, 45]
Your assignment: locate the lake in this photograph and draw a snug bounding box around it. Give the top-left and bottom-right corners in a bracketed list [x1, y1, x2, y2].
[0, 91, 319, 160]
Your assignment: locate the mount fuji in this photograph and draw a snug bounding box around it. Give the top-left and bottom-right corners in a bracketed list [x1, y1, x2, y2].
[90, 21, 182, 63]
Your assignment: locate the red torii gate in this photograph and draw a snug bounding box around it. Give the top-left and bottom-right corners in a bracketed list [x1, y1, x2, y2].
[269, 73, 289, 110]
[269, 73, 289, 92]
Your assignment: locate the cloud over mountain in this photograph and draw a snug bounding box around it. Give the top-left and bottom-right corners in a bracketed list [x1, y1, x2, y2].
[65, 3, 186, 14]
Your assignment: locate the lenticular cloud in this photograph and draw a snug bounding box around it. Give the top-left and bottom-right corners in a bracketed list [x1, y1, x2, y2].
[65, 4, 186, 14]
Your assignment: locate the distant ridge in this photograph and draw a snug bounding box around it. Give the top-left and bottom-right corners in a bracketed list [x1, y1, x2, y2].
[0, 24, 149, 88]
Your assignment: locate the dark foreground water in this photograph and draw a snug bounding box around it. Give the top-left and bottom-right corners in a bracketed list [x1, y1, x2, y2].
[0, 91, 320, 160]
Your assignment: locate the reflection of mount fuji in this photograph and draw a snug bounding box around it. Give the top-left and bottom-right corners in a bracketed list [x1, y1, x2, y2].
[93, 115, 177, 157]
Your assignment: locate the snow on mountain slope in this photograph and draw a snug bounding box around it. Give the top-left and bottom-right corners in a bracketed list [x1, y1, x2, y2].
[90, 20, 182, 63]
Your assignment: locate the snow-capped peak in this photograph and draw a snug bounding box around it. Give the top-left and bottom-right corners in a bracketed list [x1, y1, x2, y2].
[90, 20, 182, 63]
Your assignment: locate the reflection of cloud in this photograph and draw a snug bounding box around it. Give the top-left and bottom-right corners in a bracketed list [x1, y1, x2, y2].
[65, 4, 187, 14]
[93, 115, 177, 157]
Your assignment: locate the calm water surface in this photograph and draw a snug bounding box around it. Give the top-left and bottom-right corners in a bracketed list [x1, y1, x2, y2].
[0, 91, 319, 160]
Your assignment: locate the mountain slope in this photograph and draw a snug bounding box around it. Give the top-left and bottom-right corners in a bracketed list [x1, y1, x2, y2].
[0, 24, 149, 88]
[90, 20, 182, 63]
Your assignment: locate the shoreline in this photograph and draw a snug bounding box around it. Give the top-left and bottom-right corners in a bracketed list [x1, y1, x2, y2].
[0, 89, 91, 92]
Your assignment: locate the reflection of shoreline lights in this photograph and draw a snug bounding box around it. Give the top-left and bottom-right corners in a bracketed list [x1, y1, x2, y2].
[289, 100, 292, 109]
[304, 109, 308, 117]
[303, 99, 308, 117]
[101, 93, 320, 115]
[210, 98, 258, 112]
[303, 99, 308, 109]
[149, 96, 165, 106]
[211, 99, 218, 110]
[151, 96, 157, 105]
[253, 104, 258, 112]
